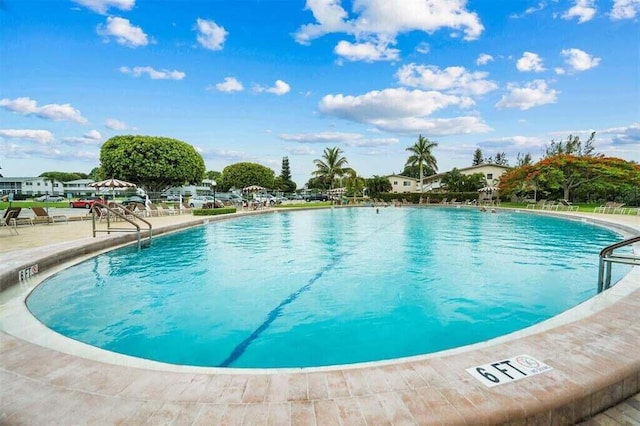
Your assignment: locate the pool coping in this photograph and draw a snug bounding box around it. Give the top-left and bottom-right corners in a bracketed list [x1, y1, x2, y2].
[1, 207, 639, 424]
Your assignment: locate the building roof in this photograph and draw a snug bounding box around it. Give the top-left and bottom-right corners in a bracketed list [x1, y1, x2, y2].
[423, 164, 511, 182]
[387, 174, 419, 181]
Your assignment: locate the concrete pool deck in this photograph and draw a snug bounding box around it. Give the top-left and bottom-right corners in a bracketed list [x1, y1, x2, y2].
[1, 207, 639, 424]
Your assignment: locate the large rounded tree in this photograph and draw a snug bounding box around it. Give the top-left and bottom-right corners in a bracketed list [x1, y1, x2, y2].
[221, 162, 275, 190]
[100, 135, 205, 194]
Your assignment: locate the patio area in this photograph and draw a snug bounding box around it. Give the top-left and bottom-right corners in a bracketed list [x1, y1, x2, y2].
[1, 208, 639, 424]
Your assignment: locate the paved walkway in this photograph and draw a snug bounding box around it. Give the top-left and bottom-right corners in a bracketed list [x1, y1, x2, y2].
[1, 207, 639, 424]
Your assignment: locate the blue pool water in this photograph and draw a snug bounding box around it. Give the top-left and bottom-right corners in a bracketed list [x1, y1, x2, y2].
[27, 207, 629, 368]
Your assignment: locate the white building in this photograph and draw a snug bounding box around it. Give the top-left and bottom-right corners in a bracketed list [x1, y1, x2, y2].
[422, 164, 510, 191]
[387, 175, 420, 193]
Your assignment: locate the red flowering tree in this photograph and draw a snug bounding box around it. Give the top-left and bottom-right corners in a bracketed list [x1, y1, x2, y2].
[499, 155, 640, 202]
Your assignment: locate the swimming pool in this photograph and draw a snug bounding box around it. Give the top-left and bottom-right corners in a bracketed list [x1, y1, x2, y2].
[26, 207, 629, 368]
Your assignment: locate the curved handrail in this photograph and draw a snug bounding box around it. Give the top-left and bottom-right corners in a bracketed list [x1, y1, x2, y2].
[91, 202, 153, 250]
[599, 235, 640, 257]
[598, 234, 640, 292]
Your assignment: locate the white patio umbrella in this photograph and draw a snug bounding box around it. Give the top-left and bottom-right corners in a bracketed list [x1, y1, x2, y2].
[478, 185, 498, 193]
[242, 185, 265, 192]
[88, 178, 137, 200]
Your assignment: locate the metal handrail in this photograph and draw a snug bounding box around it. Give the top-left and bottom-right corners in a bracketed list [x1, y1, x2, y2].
[597, 235, 640, 292]
[91, 202, 152, 250]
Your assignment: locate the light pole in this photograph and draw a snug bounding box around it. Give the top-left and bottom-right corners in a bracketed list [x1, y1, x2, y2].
[211, 180, 217, 208]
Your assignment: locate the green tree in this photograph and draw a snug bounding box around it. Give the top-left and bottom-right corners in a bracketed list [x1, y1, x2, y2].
[312, 147, 352, 189]
[344, 169, 365, 197]
[366, 175, 392, 197]
[305, 176, 331, 190]
[39, 171, 84, 182]
[400, 163, 436, 179]
[221, 162, 275, 190]
[89, 167, 104, 181]
[517, 152, 532, 167]
[100, 135, 205, 193]
[544, 132, 596, 158]
[499, 155, 640, 201]
[494, 152, 509, 166]
[206, 170, 222, 181]
[275, 157, 296, 192]
[472, 148, 484, 166]
[405, 135, 438, 197]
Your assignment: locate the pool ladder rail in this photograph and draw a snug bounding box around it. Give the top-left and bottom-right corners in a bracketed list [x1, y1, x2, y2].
[597, 235, 640, 293]
[91, 202, 153, 251]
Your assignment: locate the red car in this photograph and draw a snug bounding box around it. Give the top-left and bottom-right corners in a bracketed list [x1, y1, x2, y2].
[69, 196, 106, 209]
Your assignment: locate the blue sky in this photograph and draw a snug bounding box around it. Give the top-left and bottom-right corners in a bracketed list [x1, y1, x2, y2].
[1, 0, 638, 187]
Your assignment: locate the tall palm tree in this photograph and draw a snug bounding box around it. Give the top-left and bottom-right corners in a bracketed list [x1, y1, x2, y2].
[313, 147, 352, 189]
[405, 135, 438, 197]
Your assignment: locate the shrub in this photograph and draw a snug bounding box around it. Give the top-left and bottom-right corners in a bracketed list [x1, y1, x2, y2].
[192, 207, 236, 216]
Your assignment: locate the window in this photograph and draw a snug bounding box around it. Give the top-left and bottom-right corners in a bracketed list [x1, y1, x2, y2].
[403, 181, 411, 186]
[393, 181, 398, 185]
[486, 173, 493, 180]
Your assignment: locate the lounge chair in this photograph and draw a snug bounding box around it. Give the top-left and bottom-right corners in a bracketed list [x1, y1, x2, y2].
[526, 199, 546, 209]
[559, 199, 578, 211]
[1, 209, 19, 234]
[31, 206, 68, 224]
[160, 202, 178, 215]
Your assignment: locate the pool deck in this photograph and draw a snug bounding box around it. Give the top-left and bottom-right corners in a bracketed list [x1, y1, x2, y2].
[1, 207, 639, 425]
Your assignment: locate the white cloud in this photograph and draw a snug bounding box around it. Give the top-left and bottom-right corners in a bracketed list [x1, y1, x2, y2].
[97, 16, 148, 47]
[562, 0, 597, 23]
[105, 118, 128, 130]
[600, 122, 640, 145]
[318, 87, 490, 135]
[63, 129, 103, 145]
[510, 2, 547, 18]
[195, 18, 228, 51]
[285, 145, 316, 155]
[334, 40, 400, 62]
[415, 42, 430, 54]
[72, 0, 134, 14]
[561, 48, 601, 71]
[202, 148, 248, 162]
[280, 131, 398, 147]
[0, 97, 88, 124]
[120, 66, 185, 80]
[210, 77, 244, 93]
[496, 80, 559, 110]
[516, 52, 545, 72]
[396, 64, 498, 96]
[476, 53, 494, 66]
[554, 67, 566, 75]
[610, 0, 640, 19]
[294, 0, 484, 62]
[478, 135, 546, 151]
[255, 80, 291, 96]
[0, 129, 55, 144]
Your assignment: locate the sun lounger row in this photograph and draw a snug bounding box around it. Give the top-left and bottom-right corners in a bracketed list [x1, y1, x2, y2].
[594, 202, 627, 214]
[526, 199, 578, 211]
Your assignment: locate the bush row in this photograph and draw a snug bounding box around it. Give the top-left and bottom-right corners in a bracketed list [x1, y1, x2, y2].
[376, 192, 483, 204]
[192, 207, 237, 216]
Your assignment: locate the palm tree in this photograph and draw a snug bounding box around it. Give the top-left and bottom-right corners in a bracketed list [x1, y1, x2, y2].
[405, 135, 438, 197]
[313, 147, 352, 189]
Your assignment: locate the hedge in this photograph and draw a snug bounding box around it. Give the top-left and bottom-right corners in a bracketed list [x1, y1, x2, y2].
[192, 207, 236, 216]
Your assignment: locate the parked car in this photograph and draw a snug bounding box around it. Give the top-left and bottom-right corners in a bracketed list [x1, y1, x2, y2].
[121, 195, 146, 206]
[188, 195, 224, 208]
[304, 193, 329, 202]
[165, 194, 182, 202]
[69, 196, 105, 209]
[34, 194, 65, 202]
[254, 193, 278, 205]
[215, 192, 246, 205]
